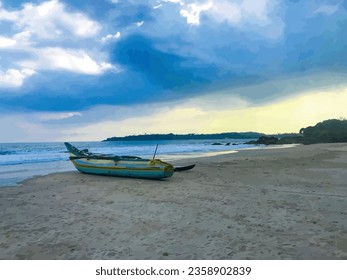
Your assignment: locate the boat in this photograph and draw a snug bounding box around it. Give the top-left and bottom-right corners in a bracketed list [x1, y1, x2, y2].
[174, 164, 196, 172]
[64, 142, 175, 179]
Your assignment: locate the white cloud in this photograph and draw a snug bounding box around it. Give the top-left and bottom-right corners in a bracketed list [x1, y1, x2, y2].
[13, 31, 32, 45]
[0, 31, 34, 49]
[0, 4, 17, 21]
[0, 0, 116, 84]
[176, 0, 274, 26]
[38, 112, 82, 121]
[204, 0, 271, 25]
[313, 4, 340, 16]
[101, 32, 121, 42]
[208, 1, 241, 24]
[163, 0, 184, 5]
[0, 36, 16, 48]
[163, 0, 282, 37]
[20, 47, 116, 75]
[59, 10, 100, 38]
[0, 68, 35, 88]
[180, 2, 213, 25]
[4, 0, 101, 39]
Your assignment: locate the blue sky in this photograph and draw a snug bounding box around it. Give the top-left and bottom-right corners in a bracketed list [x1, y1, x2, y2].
[0, 0, 347, 142]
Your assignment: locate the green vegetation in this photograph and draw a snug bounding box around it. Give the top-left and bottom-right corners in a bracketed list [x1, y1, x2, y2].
[249, 119, 347, 145]
[299, 118, 347, 144]
[276, 135, 304, 144]
[104, 119, 347, 145]
[103, 132, 264, 142]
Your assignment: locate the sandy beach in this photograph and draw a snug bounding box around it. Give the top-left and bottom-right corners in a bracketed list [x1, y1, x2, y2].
[0, 143, 346, 260]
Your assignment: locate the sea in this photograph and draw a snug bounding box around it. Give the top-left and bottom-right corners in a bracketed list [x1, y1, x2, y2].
[0, 139, 257, 187]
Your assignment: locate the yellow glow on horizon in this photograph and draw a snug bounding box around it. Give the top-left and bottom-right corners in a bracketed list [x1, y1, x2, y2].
[63, 86, 347, 141]
[206, 87, 347, 134]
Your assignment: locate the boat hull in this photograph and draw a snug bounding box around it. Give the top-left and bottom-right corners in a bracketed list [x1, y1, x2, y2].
[70, 158, 174, 179]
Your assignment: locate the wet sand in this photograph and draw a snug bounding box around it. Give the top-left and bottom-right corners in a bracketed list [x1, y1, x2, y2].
[0, 143, 346, 259]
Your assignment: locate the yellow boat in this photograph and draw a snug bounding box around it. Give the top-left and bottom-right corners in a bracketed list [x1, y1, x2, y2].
[64, 142, 174, 179]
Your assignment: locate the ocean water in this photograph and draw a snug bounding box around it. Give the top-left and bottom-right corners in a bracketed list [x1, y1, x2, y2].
[0, 139, 256, 187]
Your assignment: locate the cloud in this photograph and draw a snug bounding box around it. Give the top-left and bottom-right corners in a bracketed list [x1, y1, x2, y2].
[0, 113, 64, 142]
[67, 84, 347, 141]
[163, 0, 184, 5]
[1, 72, 347, 142]
[313, 3, 340, 16]
[0, 0, 100, 39]
[164, 0, 283, 37]
[54, 82, 347, 141]
[101, 32, 121, 42]
[0, 0, 116, 88]
[1, 0, 347, 143]
[113, 35, 210, 90]
[0, 68, 35, 88]
[38, 112, 82, 121]
[207, 1, 241, 24]
[20, 47, 116, 75]
[0, 35, 16, 48]
[180, 1, 213, 25]
[0, 3, 17, 21]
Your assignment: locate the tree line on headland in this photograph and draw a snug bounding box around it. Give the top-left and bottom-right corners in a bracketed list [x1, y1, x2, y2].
[103, 119, 347, 145]
[246, 119, 347, 145]
[300, 118, 347, 144]
[103, 132, 263, 141]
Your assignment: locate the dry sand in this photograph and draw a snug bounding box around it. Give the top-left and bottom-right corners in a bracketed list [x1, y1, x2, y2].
[0, 143, 347, 260]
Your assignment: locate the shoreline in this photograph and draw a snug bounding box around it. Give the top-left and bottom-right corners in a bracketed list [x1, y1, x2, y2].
[1, 143, 347, 259]
[0, 143, 299, 188]
[0, 144, 247, 188]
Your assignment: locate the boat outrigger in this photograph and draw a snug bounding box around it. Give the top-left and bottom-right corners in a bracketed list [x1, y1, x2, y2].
[64, 142, 194, 179]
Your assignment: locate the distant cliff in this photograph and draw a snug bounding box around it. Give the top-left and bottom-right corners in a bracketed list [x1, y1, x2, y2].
[103, 132, 264, 142]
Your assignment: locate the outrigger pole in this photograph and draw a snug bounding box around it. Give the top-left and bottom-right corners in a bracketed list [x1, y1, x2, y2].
[153, 144, 159, 159]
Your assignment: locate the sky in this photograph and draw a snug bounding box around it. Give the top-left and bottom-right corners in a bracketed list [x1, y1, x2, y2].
[0, 0, 347, 142]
